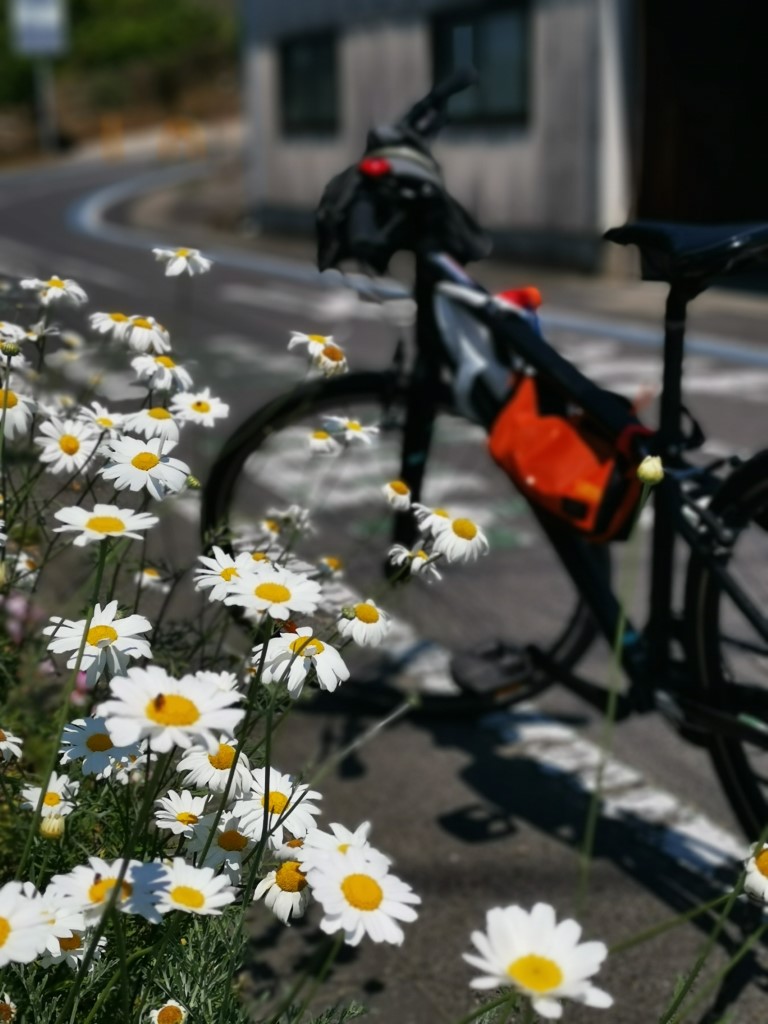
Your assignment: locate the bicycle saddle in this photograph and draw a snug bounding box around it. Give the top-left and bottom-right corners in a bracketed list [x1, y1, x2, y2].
[604, 220, 768, 285]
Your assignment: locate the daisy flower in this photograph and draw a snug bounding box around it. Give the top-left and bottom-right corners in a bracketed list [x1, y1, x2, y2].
[0, 321, 26, 343]
[387, 544, 442, 581]
[39, 930, 106, 970]
[157, 859, 237, 916]
[21, 771, 79, 818]
[43, 601, 152, 688]
[254, 627, 349, 699]
[99, 436, 189, 501]
[382, 480, 411, 510]
[323, 416, 379, 444]
[53, 503, 159, 546]
[266, 504, 313, 534]
[309, 429, 341, 455]
[317, 555, 344, 578]
[288, 331, 332, 359]
[194, 546, 242, 602]
[48, 857, 165, 924]
[187, 811, 256, 881]
[315, 341, 348, 376]
[36, 889, 86, 959]
[21, 275, 87, 306]
[35, 418, 98, 476]
[96, 664, 245, 754]
[9, 550, 39, 587]
[192, 669, 240, 692]
[89, 311, 131, 341]
[411, 502, 452, 535]
[152, 247, 212, 277]
[430, 514, 489, 563]
[59, 717, 142, 778]
[0, 992, 16, 1020]
[0, 882, 50, 966]
[298, 821, 376, 874]
[131, 353, 193, 391]
[311, 847, 420, 946]
[154, 790, 209, 838]
[463, 903, 613, 1019]
[134, 566, 171, 593]
[122, 406, 181, 445]
[235, 766, 321, 846]
[254, 860, 311, 924]
[149, 999, 188, 1024]
[337, 599, 390, 648]
[79, 401, 124, 435]
[0, 379, 35, 439]
[125, 316, 171, 354]
[225, 565, 322, 620]
[0, 727, 22, 762]
[176, 738, 252, 796]
[170, 388, 229, 427]
[744, 840, 768, 903]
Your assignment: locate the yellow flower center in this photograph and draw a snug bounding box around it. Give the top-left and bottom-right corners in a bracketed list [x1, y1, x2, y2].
[452, 518, 478, 540]
[88, 878, 133, 905]
[219, 566, 238, 582]
[346, 420, 362, 431]
[433, 508, 450, 518]
[308, 334, 327, 343]
[341, 873, 383, 911]
[254, 582, 291, 604]
[312, 430, 330, 440]
[0, 1002, 12, 1023]
[208, 743, 235, 770]
[144, 568, 160, 577]
[132, 317, 153, 330]
[86, 733, 113, 752]
[46, 277, 64, 288]
[337, 843, 350, 853]
[321, 343, 345, 362]
[285, 837, 304, 848]
[354, 602, 379, 624]
[288, 635, 325, 657]
[251, 551, 268, 562]
[389, 480, 409, 495]
[324, 556, 342, 571]
[217, 829, 248, 852]
[0, 390, 18, 409]
[43, 792, 61, 806]
[176, 811, 199, 825]
[192, 400, 211, 413]
[58, 933, 82, 952]
[264, 518, 280, 534]
[96, 417, 113, 428]
[155, 355, 176, 368]
[416, 550, 430, 560]
[109, 313, 128, 323]
[755, 848, 768, 877]
[175, 248, 191, 257]
[86, 624, 118, 647]
[157, 1007, 184, 1024]
[145, 694, 200, 727]
[0, 729, 5, 742]
[275, 860, 307, 893]
[261, 791, 289, 815]
[506, 954, 564, 993]
[0, 917, 9, 948]
[132, 452, 160, 471]
[86, 515, 125, 534]
[170, 885, 204, 910]
[59, 434, 80, 455]
[148, 407, 172, 420]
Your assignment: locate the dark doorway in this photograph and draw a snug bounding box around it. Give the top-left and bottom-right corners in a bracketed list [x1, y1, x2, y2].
[637, 3, 768, 223]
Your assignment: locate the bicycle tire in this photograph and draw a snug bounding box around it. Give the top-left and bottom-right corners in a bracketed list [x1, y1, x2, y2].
[201, 371, 604, 707]
[685, 449, 768, 837]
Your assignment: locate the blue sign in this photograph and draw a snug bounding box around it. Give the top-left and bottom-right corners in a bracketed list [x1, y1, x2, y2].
[10, 0, 68, 57]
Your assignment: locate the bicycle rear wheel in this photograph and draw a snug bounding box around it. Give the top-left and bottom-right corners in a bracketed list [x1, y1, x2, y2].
[202, 371, 603, 697]
[685, 450, 768, 837]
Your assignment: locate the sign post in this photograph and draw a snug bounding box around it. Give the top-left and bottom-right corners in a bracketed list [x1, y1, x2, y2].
[9, 0, 69, 151]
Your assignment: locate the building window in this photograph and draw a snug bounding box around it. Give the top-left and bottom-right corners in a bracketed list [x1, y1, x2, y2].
[432, 4, 530, 126]
[279, 32, 338, 136]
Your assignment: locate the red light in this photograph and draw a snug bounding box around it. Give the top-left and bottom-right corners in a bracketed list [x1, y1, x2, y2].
[358, 157, 392, 178]
[497, 286, 542, 311]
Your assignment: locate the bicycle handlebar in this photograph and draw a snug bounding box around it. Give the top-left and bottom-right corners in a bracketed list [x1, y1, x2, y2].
[398, 68, 479, 138]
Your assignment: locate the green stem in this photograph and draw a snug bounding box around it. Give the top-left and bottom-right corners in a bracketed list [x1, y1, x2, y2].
[674, 921, 767, 1023]
[18, 539, 110, 879]
[577, 483, 651, 912]
[112, 910, 130, 1024]
[451, 993, 515, 1024]
[293, 933, 345, 1024]
[609, 893, 732, 956]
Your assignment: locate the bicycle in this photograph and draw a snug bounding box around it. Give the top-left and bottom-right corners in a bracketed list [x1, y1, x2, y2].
[202, 72, 768, 839]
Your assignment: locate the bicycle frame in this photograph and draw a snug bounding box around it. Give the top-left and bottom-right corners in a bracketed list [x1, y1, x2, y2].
[394, 250, 768, 742]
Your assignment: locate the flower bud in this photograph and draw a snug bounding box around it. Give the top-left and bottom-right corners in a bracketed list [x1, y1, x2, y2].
[40, 815, 65, 840]
[637, 455, 664, 485]
[0, 341, 19, 358]
[186, 475, 201, 490]
[340, 605, 355, 620]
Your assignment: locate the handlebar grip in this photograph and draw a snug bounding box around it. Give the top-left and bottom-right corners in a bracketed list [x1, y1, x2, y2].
[430, 68, 479, 104]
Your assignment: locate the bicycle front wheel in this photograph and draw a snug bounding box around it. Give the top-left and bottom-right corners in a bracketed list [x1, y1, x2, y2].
[686, 450, 768, 837]
[202, 371, 602, 681]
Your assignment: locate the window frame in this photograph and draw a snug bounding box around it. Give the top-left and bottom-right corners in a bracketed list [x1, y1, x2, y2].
[278, 30, 339, 138]
[431, 1, 531, 129]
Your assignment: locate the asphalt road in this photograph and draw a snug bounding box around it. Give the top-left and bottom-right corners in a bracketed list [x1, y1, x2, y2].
[2, 152, 768, 1022]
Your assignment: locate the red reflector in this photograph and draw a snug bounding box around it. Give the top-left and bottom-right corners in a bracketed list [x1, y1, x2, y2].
[358, 157, 392, 177]
[498, 286, 543, 311]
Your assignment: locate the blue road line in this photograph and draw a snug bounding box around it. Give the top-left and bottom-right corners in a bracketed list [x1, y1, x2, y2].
[69, 161, 768, 368]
